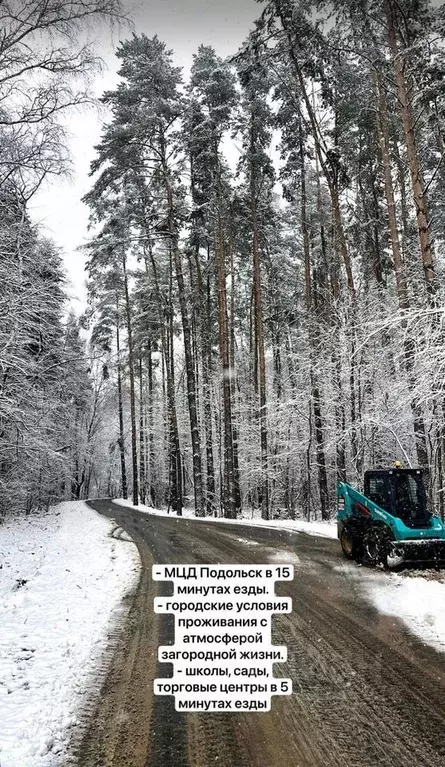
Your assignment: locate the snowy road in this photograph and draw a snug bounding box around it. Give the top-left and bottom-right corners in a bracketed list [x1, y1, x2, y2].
[77, 500, 445, 767]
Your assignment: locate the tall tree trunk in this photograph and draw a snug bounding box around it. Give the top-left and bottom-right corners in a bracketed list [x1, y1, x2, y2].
[330, 241, 347, 483]
[216, 210, 237, 518]
[229, 232, 242, 516]
[300, 122, 329, 518]
[164, 175, 205, 517]
[139, 355, 146, 505]
[147, 339, 156, 506]
[191, 238, 216, 516]
[122, 250, 139, 506]
[311, 370, 329, 517]
[115, 295, 127, 500]
[386, 0, 436, 297]
[305, 397, 312, 521]
[167, 256, 183, 515]
[251, 166, 269, 520]
[376, 73, 409, 310]
[376, 72, 428, 467]
[142, 221, 182, 515]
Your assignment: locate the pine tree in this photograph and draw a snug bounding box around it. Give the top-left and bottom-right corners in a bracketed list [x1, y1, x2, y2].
[188, 45, 240, 518]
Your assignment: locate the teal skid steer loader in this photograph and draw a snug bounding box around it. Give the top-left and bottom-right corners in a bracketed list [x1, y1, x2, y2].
[337, 464, 445, 568]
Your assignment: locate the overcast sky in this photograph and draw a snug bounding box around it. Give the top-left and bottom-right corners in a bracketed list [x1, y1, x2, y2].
[29, 0, 260, 310]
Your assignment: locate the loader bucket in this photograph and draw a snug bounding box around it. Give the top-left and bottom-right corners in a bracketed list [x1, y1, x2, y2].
[387, 538, 445, 566]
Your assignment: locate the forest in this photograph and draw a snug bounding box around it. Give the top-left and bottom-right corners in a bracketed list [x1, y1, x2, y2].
[2, 0, 445, 521]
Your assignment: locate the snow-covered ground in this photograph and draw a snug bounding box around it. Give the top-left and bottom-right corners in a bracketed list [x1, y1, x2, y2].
[332, 559, 445, 653]
[0, 501, 140, 767]
[114, 498, 445, 655]
[367, 571, 445, 653]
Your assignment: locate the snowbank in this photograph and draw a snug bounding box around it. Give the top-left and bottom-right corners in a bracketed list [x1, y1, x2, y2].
[369, 572, 445, 653]
[0, 501, 140, 767]
[112, 498, 338, 539]
[334, 561, 445, 654]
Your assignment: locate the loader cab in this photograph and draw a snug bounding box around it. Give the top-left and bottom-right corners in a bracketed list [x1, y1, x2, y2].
[364, 468, 430, 528]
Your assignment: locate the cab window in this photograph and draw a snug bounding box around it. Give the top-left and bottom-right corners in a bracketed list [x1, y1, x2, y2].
[366, 476, 390, 511]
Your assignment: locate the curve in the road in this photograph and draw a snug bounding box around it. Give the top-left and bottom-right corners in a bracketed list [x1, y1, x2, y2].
[75, 501, 445, 767]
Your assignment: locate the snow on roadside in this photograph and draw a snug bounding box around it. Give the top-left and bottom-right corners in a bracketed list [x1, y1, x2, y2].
[368, 572, 445, 653]
[334, 561, 445, 654]
[0, 501, 140, 767]
[112, 498, 338, 539]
